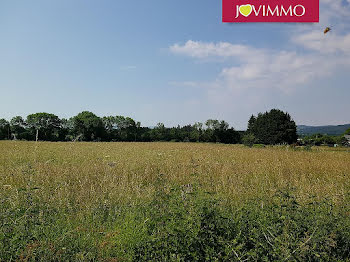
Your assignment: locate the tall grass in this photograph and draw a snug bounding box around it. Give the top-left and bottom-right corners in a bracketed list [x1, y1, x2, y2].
[1, 141, 350, 261]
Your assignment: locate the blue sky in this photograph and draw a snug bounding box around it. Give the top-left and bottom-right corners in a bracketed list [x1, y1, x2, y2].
[0, 0, 349, 129]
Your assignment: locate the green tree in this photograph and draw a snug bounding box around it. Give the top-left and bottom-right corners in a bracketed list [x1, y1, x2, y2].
[72, 111, 104, 141]
[344, 128, 350, 135]
[102, 115, 140, 141]
[10, 116, 28, 140]
[102, 116, 119, 140]
[242, 133, 257, 147]
[248, 109, 297, 145]
[0, 119, 10, 140]
[26, 113, 61, 141]
[203, 119, 240, 144]
[189, 122, 203, 142]
[150, 123, 168, 141]
[58, 118, 73, 141]
[247, 115, 256, 133]
[204, 120, 220, 142]
[123, 117, 138, 141]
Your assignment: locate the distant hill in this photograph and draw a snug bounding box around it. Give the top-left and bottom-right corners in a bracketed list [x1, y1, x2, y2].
[297, 124, 350, 136]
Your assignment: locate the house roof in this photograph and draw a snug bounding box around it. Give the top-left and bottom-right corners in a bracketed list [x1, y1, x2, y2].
[344, 135, 350, 140]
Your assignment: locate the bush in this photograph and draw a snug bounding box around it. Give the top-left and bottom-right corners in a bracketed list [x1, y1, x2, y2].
[242, 133, 257, 147]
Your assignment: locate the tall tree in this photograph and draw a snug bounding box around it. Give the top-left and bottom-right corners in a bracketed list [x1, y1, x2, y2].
[202, 119, 240, 143]
[59, 118, 74, 141]
[72, 111, 104, 141]
[26, 113, 61, 141]
[150, 123, 169, 141]
[102, 116, 119, 140]
[0, 119, 10, 140]
[10, 116, 27, 140]
[248, 109, 297, 145]
[247, 115, 256, 133]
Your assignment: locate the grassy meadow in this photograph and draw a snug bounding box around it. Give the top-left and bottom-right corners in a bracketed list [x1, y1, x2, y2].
[1, 141, 350, 261]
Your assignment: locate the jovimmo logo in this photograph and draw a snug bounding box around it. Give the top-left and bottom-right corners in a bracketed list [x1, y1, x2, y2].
[222, 0, 319, 22]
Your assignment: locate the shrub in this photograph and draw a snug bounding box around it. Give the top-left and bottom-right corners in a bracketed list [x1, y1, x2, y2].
[242, 133, 257, 147]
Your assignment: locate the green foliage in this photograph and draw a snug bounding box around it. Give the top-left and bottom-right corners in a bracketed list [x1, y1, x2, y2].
[130, 187, 350, 261]
[10, 116, 30, 140]
[248, 109, 298, 145]
[242, 133, 257, 147]
[2, 110, 350, 146]
[147, 120, 241, 144]
[59, 118, 74, 141]
[72, 111, 104, 141]
[26, 112, 61, 141]
[1, 112, 242, 144]
[0, 119, 10, 140]
[247, 114, 256, 133]
[302, 133, 346, 146]
[1, 183, 350, 261]
[150, 123, 169, 141]
[103, 115, 140, 141]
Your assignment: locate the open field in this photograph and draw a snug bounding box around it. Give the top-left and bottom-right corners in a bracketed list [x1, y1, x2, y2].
[1, 141, 350, 261]
[1, 141, 350, 205]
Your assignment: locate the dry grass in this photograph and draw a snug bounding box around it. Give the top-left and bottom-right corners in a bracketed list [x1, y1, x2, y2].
[1, 141, 350, 210]
[2, 141, 350, 260]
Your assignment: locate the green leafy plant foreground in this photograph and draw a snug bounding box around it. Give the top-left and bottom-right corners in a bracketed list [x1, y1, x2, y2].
[1, 184, 350, 261]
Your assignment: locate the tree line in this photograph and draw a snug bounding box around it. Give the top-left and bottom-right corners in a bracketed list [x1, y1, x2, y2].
[0, 109, 300, 145]
[299, 133, 349, 146]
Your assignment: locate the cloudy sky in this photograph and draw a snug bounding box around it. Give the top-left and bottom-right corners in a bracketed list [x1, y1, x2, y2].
[0, 0, 349, 129]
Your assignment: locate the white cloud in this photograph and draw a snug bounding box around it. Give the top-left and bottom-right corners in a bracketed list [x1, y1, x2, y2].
[169, 40, 341, 92]
[169, 40, 266, 63]
[293, 31, 350, 54]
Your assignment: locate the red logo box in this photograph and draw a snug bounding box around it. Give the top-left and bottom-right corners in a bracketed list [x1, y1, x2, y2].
[223, 0, 319, 22]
